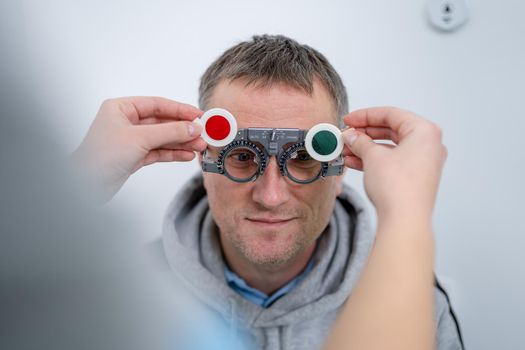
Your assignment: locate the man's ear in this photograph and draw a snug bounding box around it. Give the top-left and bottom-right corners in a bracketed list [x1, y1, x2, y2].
[335, 168, 346, 196]
[198, 152, 208, 191]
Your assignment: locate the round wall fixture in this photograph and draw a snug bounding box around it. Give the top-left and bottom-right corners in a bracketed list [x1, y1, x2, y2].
[427, 0, 469, 32]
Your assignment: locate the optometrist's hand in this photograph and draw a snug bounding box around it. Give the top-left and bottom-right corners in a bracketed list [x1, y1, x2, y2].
[341, 107, 447, 222]
[72, 97, 207, 203]
[326, 109, 443, 350]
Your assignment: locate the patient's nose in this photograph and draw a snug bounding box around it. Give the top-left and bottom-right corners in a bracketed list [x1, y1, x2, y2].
[251, 157, 291, 209]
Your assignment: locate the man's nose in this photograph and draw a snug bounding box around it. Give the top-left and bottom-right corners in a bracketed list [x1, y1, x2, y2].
[251, 157, 291, 209]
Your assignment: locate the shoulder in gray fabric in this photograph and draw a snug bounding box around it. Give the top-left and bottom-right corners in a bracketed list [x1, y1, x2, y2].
[157, 173, 463, 350]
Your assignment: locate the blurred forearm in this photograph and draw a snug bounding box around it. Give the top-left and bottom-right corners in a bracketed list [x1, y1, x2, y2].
[324, 217, 435, 350]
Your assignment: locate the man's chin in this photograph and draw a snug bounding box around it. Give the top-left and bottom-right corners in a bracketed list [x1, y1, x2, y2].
[231, 219, 311, 267]
[241, 220, 297, 244]
[240, 234, 303, 267]
[244, 250, 297, 268]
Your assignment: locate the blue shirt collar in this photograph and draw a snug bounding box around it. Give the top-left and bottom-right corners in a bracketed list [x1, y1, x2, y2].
[224, 257, 315, 308]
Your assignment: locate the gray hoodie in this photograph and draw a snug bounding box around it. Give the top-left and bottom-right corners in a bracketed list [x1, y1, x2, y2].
[156, 174, 464, 350]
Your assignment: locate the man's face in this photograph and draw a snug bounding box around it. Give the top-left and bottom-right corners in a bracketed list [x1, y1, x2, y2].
[202, 79, 344, 269]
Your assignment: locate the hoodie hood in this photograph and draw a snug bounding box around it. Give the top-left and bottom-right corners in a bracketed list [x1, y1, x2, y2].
[161, 173, 374, 330]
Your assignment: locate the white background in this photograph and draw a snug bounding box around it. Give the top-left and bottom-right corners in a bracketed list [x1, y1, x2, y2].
[20, 0, 525, 348]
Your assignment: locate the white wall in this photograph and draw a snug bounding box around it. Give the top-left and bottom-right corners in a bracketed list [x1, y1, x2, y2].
[21, 0, 525, 348]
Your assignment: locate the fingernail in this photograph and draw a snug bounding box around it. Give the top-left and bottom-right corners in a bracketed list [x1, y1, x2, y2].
[343, 128, 358, 145]
[188, 123, 200, 137]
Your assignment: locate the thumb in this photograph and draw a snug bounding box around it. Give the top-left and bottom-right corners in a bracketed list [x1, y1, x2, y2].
[342, 128, 376, 160]
[136, 120, 202, 150]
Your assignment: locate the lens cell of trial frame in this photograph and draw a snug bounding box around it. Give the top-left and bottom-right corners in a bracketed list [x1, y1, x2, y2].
[206, 115, 231, 140]
[312, 130, 337, 155]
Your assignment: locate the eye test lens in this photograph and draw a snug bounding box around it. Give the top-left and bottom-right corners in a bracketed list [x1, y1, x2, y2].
[285, 149, 322, 183]
[200, 108, 344, 184]
[196, 108, 238, 147]
[221, 143, 264, 182]
[304, 123, 343, 162]
[279, 144, 324, 184]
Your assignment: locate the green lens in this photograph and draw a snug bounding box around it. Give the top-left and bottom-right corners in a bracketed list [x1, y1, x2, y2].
[312, 130, 337, 155]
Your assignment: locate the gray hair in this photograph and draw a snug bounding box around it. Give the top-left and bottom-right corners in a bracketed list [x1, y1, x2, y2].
[198, 34, 348, 127]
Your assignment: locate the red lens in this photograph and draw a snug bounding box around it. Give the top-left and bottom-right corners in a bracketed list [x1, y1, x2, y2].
[205, 115, 231, 140]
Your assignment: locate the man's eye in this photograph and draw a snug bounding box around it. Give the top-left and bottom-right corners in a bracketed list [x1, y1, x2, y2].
[296, 152, 312, 161]
[291, 151, 313, 161]
[230, 152, 253, 161]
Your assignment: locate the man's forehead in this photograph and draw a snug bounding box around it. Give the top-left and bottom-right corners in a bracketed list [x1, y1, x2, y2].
[208, 79, 337, 130]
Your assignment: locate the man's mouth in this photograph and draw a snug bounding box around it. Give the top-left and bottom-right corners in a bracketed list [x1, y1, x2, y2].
[245, 217, 296, 226]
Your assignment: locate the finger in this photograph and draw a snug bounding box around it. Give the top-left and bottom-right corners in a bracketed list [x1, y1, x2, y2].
[142, 149, 197, 168]
[341, 144, 353, 157]
[137, 117, 185, 125]
[135, 120, 203, 150]
[341, 144, 359, 157]
[342, 140, 394, 158]
[343, 107, 423, 138]
[375, 143, 395, 149]
[341, 128, 377, 160]
[162, 138, 207, 152]
[344, 156, 363, 171]
[355, 127, 400, 144]
[102, 96, 203, 124]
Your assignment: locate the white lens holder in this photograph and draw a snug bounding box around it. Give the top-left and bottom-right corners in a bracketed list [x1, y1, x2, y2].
[195, 108, 238, 147]
[304, 123, 343, 162]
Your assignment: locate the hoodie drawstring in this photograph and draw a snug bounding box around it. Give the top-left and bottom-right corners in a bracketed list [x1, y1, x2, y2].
[228, 296, 239, 341]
